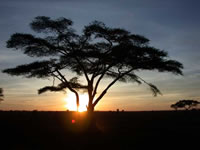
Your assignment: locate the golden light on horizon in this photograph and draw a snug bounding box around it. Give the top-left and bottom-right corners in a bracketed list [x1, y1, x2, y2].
[64, 92, 89, 112]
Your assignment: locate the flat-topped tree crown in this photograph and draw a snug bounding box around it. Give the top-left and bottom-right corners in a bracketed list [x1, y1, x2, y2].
[3, 16, 183, 112]
[171, 100, 200, 110]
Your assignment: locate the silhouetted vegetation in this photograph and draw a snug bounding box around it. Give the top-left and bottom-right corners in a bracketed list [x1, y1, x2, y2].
[3, 16, 183, 113]
[0, 88, 3, 101]
[171, 100, 200, 110]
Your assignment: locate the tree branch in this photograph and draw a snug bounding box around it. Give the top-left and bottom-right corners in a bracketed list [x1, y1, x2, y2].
[75, 57, 90, 83]
[63, 35, 90, 83]
[55, 70, 77, 93]
[92, 64, 114, 99]
[92, 69, 134, 107]
[56, 69, 80, 110]
[133, 74, 162, 96]
[51, 72, 64, 83]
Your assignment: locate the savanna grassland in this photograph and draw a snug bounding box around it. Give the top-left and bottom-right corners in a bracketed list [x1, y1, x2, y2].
[0, 110, 199, 149]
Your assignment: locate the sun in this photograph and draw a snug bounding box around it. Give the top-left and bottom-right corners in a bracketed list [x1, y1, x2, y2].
[64, 92, 89, 112]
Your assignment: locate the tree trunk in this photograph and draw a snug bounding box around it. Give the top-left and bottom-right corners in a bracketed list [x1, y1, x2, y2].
[86, 104, 97, 131]
[87, 105, 94, 113]
[87, 104, 94, 123]
[75, 92, 80, 112]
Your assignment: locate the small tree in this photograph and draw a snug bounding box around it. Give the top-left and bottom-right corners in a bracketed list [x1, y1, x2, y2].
[171, 100, 200, 110]
[0, 88, 3, 101]
[3, 16, 183, 113]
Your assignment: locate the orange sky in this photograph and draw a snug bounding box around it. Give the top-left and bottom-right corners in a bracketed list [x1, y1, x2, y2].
[1, 71, 198, 111]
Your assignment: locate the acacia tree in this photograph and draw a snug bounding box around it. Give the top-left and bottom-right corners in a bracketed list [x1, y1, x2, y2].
[3, 16, 183, 113]
[0, 88, 3, 101]
[171, 100, 200, 110]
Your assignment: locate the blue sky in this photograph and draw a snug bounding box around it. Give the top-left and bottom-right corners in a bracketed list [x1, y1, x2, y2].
[0, 0, 200, 111]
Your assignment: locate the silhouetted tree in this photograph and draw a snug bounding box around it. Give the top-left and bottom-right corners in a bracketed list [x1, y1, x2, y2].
[3, 16, 183, 113]
[171, 100, 200, 110]
[0, 88, 3, 101]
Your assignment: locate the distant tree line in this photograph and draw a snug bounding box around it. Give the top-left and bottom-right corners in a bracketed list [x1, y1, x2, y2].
[171, 100, 200, 111]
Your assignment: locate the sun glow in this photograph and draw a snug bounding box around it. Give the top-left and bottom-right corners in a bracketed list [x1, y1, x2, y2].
[64, 92, 89, 112]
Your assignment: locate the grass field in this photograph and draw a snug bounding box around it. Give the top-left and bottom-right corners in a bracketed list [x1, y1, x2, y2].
[0, 110, 199, 149]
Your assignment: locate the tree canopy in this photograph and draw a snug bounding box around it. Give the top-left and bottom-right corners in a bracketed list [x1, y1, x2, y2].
[3, 16, 183, 112]
[171, 100, 200, 110]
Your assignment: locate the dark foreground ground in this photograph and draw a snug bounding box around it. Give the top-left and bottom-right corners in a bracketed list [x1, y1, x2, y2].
[0, 110, 199, 150]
